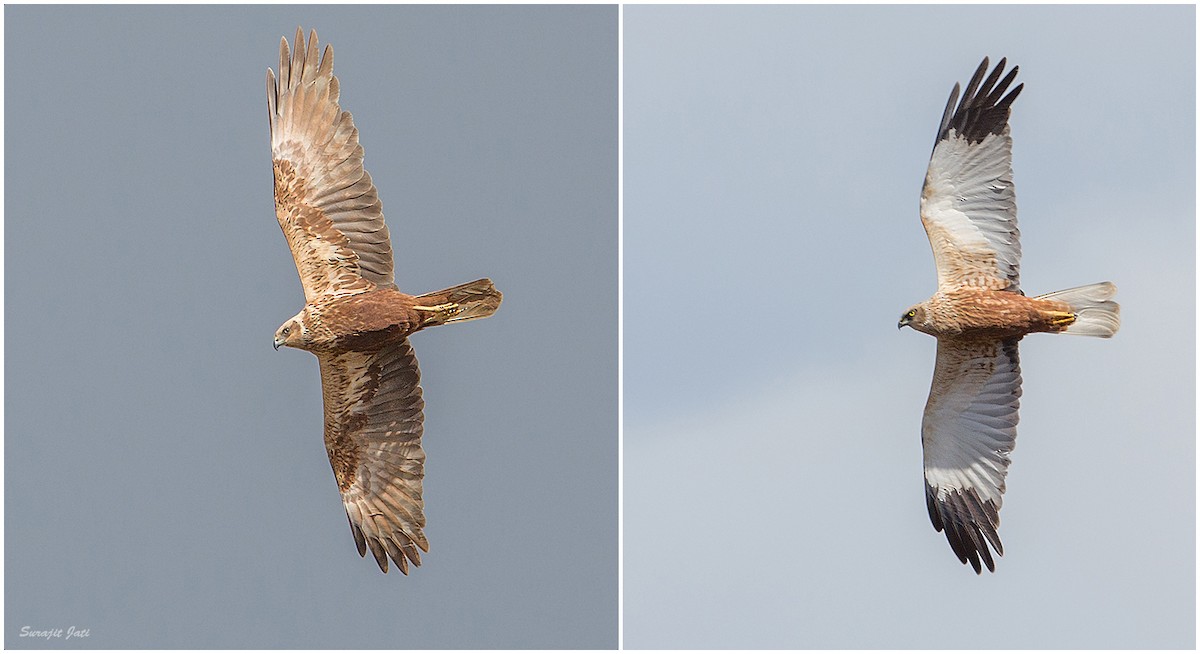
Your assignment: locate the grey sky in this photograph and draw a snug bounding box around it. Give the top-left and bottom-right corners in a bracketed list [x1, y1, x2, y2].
[624, 4, 1194, 649]
[6, 5, 616, 649]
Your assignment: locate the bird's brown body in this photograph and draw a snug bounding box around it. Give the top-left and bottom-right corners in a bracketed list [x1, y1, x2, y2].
[302, 290, 427, 353]
[294, 281, 498, 354]
[910, 288, 1075, 341]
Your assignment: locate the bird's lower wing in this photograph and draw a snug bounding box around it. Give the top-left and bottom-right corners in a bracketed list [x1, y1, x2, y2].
[922, 337, 1022, 573]
[318, 340, 427, 573]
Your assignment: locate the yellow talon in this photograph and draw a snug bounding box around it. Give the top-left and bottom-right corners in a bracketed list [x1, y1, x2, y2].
[1047, 311, 1076, 327]
[413, 302, 462, 319]
[413, 302, 455, 312]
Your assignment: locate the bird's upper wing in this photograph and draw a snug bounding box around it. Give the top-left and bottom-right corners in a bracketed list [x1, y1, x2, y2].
[920, 57, 1024, 293]
[318, 339, 427, 574]
[268, 28, 395, 302]
[922, 337, 1021, 573]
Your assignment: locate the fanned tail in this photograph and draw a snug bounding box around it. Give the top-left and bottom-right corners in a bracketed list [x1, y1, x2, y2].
[1036, 282, 1120, 338]
[413, 278, 502, 326]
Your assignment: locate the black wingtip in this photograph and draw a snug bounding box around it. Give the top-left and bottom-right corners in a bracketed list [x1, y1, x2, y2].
[366, 536, 389, 573]
[934, 57, 1023, 147]
[927, 485, 1004, 574]
[347, 512, 368, 557]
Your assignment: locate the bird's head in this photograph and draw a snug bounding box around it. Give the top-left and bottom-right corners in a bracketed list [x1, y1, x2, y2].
[898, 304, 927, 332]
[274, 311, 310, 351]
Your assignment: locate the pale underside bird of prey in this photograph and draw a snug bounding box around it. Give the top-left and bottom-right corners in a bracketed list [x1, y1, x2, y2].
[898, 58, 1119, 574]
[267, 28, 502, 574]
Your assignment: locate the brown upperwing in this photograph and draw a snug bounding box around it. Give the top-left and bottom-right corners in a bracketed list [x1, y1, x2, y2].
[267, 28, 395, 302]
[318, 339, 428, 574]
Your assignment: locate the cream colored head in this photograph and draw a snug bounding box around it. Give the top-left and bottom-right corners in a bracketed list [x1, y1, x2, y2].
[273, 310, 310, 351]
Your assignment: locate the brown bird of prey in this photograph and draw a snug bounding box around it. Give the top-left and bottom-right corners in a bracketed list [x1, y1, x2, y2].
[267, 28, 502, 574]
[898, 58, 1119, 574]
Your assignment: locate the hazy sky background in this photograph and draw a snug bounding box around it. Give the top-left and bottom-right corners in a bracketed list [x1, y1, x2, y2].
[625, 5, 1194, 649]
[6, 5, 616, 648]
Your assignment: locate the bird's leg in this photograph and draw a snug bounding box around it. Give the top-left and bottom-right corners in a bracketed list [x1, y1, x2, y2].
[1045, 311, 1076, 328]
[413, 302, 463, 322]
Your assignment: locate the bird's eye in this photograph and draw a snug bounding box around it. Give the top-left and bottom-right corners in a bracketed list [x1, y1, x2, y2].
[907, 310, 916, 318]
[282, 327, 290, 335]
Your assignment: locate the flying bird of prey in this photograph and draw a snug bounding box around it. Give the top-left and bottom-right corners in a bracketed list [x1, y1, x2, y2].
[898, 58, 1119, 573]
[267, 28, 502, 573]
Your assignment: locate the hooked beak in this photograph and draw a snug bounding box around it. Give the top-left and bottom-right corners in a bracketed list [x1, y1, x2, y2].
[898, 316, 911, 330]
[273, 337, 283, 350]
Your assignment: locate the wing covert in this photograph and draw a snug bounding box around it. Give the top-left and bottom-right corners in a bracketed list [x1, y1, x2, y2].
[922, 337, 1021, 573]
[920, 58, 1024, 292]
[268, 28, 396, 302]
[318, 339, 427, 574]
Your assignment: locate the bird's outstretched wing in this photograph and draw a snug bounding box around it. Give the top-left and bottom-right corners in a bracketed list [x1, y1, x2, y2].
[922, 337, 1021, 573]
[268, 28, 395, 302]
[318, 340, 427, 573]
[921, 57, 1024, 293]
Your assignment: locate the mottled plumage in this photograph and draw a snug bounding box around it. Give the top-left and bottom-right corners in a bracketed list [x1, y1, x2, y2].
[268, 28, 502, 573]
[899, 58, 1119, 573]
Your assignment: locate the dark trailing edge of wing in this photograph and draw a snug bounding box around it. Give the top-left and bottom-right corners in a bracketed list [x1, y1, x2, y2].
[932, 57, 1023, 151]
[926, 484, 1004, 574]
[347, 510, 423, 575]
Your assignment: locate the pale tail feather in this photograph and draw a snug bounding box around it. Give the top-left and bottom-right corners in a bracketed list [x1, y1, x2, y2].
[415, 278, 502, 326]
[1036, 282, 1120, 338]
